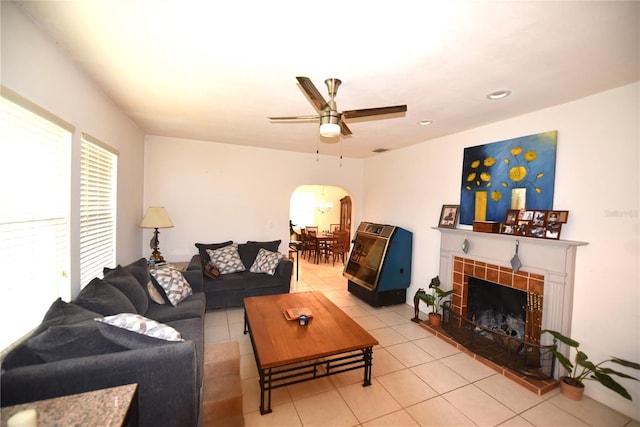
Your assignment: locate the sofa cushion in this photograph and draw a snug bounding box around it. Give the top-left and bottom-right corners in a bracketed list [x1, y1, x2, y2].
[249, 248, 284, 275]
[122, 257, 150, 287]
[207, 244, 245, 274]
[103, 265, 149, 314]
[150, 266, 193, 306]
[95, 313, 183, 349]
[26, 320, 124, 362]
[195, 241, 233, 265]
[144, 292, 206, 323]
[1, 299, 102, 370]
[74, 277, 137, 316]
[238, 240, 281, 269]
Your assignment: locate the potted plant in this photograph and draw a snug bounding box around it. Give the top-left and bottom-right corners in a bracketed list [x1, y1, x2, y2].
[424, 276, 454, 327]
[542, 329, 640, 401]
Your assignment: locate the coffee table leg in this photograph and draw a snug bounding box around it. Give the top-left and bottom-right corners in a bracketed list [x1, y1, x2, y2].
[362, 347, 373, 386]
[243, 309, 248, 335]
[259, 367, 272, 415]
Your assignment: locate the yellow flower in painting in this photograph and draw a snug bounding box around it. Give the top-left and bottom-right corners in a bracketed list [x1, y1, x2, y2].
[535, 187, 542, 193]
[483, 157, 496, 167]
[509, 166, 527, 182]
[511, 147, 522, 156]
[467, 173, 476, 181]
[491, 191, 502, 201]
[466, 186, 472, 190]
[536, 173, 544, 179]
[504, 158, 510, 165]
[524, 150, 537, 161]
[486, 182, 492, 187]
[470, 160, 481, 168]
[502, 182, 508, 187]
[480, 172, 491, 181]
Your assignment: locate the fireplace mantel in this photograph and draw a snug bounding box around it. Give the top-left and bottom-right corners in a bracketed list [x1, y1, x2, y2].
[434, 227, 588, 352]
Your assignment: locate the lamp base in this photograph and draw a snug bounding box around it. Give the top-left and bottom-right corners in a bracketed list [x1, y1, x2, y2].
[149, 249, 166, 264]
[149, 228, 166, 265]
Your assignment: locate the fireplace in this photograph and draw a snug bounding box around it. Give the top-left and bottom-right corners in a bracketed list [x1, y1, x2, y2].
[453, 257, 543, 346]
[427, 228, 587, 394]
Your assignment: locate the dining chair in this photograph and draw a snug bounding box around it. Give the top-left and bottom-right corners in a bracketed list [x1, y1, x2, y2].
[329, 224, 342, 233]
[327, 230, 349, 265]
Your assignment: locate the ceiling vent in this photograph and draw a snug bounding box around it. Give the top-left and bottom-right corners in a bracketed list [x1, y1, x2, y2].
[372, 148, 389, 153]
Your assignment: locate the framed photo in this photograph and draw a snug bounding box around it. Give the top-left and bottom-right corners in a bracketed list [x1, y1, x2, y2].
[529, 226, 546, 238]
[515, 221, 529, 236]
[501, 224, 515, 235]
[547, 210, 569, 224]
[545, 223, 562, 239]
[519, 210, 534, 221]
[504, 210, 519, 226]
[532, 211, 546, 226]
[438, 205, 460, 228]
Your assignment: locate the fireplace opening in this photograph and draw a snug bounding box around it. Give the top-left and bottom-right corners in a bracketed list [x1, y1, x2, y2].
[467, 277, 527, 341]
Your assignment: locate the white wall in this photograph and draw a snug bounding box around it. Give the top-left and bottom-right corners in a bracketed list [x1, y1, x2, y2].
[363, 82, 639, 419]
[1, 2, 146, 297]
[142, 136, 363, 262]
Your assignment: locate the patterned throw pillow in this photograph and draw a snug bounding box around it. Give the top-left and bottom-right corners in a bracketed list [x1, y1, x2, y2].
[96, 313, 183, 342]
[203, 262, 220, 280]
[249, 248, 284, 275]
[207, 243, 246, 274]
[149, 266, 192, 306]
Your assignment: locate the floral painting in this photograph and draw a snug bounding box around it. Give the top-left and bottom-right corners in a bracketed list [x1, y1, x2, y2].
[459, 131, 557, 225]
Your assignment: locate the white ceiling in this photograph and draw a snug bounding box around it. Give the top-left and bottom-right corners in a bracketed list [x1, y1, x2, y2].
[16, 1, 639, 158]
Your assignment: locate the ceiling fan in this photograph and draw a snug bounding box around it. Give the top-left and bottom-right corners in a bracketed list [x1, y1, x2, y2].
[268, 77, 407, 138]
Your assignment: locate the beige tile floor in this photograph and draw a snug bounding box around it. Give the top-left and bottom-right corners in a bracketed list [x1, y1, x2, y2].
[204, 256, 639, 427]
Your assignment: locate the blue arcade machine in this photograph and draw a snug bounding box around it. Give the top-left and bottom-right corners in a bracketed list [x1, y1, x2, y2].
[343, 222, 413, 307]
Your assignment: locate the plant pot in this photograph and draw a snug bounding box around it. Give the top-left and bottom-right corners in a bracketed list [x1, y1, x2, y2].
[428, 313, 442, 327]
[560, 376, 585, 400]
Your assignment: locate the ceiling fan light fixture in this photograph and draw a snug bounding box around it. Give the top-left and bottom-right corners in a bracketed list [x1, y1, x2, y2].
[319, 111, 341, 137]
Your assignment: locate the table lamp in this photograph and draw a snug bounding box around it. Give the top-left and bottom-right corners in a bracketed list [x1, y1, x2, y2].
[139, 206, 173, 264]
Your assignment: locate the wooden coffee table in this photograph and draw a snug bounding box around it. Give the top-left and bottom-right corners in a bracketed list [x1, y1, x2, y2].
[243, 291, 378, 414]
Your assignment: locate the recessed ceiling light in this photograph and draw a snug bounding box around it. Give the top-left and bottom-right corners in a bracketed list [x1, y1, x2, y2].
[417, 120, 433, 126]
[486, 90, 512, 100]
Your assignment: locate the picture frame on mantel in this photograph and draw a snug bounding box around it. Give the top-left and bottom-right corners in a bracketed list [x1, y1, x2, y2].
[438, 205, 460, 228]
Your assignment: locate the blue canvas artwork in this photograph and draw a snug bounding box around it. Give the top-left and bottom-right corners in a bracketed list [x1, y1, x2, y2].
[459, 131, 557, 225]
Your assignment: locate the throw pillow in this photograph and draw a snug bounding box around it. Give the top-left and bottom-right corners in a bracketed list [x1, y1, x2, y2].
[74, 278, 137, 316]
[195, 241, 233, 265]
[95, 313, 183, 349]
[207, 243, 246, 274]
[147, 280, 166, 304]
[203, 262, 220, 280]
[238, 240, 281, 270]
[26, 320, 124, 362]
[250, 248, 284, 275]
[149, 266, 192, 306]
[103, 265, 149, 315]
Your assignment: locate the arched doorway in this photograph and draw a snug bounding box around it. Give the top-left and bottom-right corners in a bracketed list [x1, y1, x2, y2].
[289, 185, 352, 237]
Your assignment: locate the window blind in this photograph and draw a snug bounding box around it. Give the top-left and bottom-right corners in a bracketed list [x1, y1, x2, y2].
[0, 88, 72, 350]
[80, 133, 118, 286]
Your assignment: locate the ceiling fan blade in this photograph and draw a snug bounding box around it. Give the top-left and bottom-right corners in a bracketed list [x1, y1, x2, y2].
[342, 105, 407, 120]
[268, 115, 319, 121]
[296, 76, 328, 112]
[340, 121, 352, 136]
